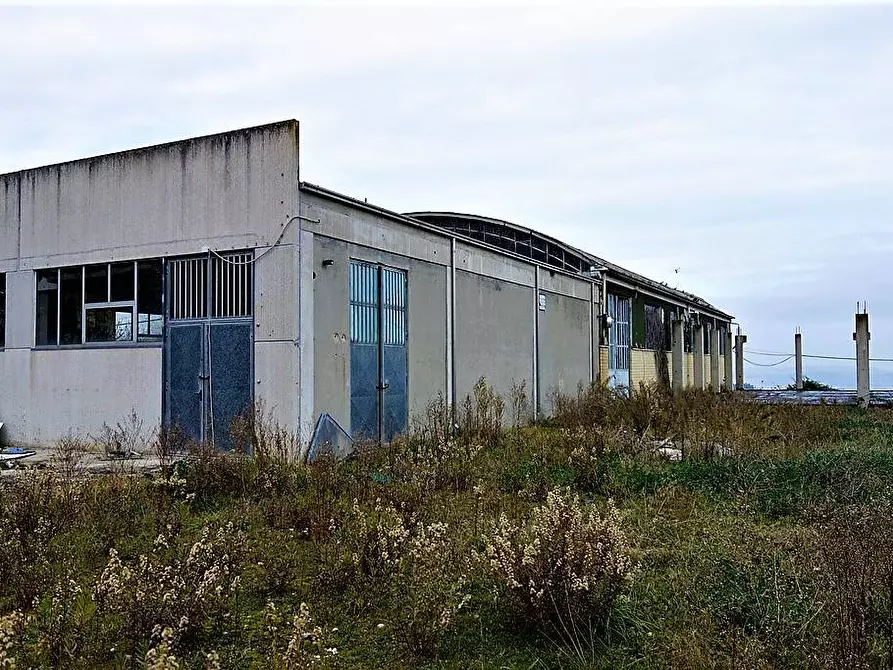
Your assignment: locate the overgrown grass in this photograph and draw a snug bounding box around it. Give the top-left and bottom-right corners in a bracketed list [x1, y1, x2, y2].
[3, 383, 893, 667]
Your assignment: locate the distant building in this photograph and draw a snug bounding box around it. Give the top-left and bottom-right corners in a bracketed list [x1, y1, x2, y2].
[0, 121, 734, 450]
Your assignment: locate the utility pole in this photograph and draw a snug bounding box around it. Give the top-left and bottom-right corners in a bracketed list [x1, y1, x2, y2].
[734, 332, 747, 390]
[794, 330, 803, 391]
[854, 304, 870, 408]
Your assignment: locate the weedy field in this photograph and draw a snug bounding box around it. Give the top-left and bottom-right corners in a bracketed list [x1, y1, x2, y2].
[3, 381, 893, 668]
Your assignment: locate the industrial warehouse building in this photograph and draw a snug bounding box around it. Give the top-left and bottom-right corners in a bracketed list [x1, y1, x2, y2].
[0, 121, 734, 451]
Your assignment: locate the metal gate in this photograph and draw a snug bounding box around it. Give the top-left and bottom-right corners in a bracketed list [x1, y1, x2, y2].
[165, 253, 254, 450]
[608, 294, 631, 389]
[349, 261, 408, 442]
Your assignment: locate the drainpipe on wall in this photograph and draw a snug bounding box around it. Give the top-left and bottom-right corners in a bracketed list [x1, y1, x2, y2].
[449, 237, 457, 424]
[533, 266, 540, 421]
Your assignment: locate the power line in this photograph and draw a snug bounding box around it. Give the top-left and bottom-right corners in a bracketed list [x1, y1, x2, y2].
[746, 349, 893, 363]
[744, 355, 794, 367]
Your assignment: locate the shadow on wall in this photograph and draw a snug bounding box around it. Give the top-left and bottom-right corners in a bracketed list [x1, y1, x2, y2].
[654, 350, 671, 391]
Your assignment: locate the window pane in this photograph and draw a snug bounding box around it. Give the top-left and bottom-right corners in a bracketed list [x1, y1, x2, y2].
[36, 270, 59, 346]
[86, 307, 133, 343]
[137, 259, 163, 340]
[0, 273, 5, 349]
[84, 264, 108, 304]
[110, 262, 134, 302]
[60, 268, 83, 345]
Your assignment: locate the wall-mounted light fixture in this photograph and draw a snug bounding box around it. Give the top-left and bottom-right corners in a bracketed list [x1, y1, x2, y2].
[321, 259, 335, 267]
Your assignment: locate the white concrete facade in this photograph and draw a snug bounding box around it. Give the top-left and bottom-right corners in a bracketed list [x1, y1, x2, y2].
[0, 119, 734, 449]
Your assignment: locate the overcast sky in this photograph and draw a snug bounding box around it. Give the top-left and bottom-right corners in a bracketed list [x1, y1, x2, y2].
[1, 5, 891, 388]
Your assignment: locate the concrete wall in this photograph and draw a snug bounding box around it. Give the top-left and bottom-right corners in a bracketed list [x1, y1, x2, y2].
[0, 347, 161, 447]
[304, 188, 602, 431]
[0, 122, 301, 446]
[538, 289, 591, 412]
[311, 234, 449, 431]
[455, 270, 534, 409]
[0, 121, 299, 271]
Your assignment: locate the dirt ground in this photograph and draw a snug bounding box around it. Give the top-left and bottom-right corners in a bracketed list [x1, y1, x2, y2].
[0, 444, 168, 482]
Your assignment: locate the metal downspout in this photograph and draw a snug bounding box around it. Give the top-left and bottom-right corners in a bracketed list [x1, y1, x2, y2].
[533, 266, 540, 421]
[449, 237, 457, 418]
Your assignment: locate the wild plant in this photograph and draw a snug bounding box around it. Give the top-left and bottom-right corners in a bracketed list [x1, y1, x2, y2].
[93, 408, 154, 458]
[93, 522, 245, 647]
[391, 520, 470, 658]
[509, 378, 530, 427]
[460, 377, 504, 446]
[812, 501, 893, 668]
[264, 601, 337, 668]
[482, 487, 635, 636]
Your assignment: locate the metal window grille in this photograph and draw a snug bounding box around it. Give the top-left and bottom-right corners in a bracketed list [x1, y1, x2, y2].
[211, 253, 253, 318]
[608, 294, 630, 371]
[169, 258, 207, 320]
[381, 267, 406, 346]
[169, 253, 253, 321]
[349, 262, 378, 345]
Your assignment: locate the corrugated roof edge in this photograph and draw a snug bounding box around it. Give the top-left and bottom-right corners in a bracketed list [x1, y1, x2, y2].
[408, 211, 733, 321]
[300, 182, 732, 321]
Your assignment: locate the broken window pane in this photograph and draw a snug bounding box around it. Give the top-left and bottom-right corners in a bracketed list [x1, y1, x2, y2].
[0, 273, 5, 349]
[110, 262, 134, 302]
[86, 307, 133, 343]
[59, 267, 83, 345]
[36, 269, 58, 346]
[84, 264, 108, 304]
[137, 259, 163, 340]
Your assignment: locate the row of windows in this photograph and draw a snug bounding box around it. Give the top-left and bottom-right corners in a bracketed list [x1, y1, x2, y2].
[35, 260, 163, 346]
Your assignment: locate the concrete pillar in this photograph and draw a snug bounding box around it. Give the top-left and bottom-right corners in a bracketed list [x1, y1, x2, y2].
[734, 333, 747, 390]
[710, 328, 721, 392]
[693, 323, 705, 390]
[854, 312, 870, 407]
[794, 332, 803, 390]
[672, 319, 685, 390]
[723, 331, 734, 391]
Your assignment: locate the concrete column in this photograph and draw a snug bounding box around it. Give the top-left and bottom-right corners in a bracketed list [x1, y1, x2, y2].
[693, 323, 705, 390]
[723, 331, 734, 391]
[734, 333, 747, 390]
[854, 312, 870, 407]
[589, 282, 599, 385]
[794, 332, 803, 390]
[298, 229, 315, 456]
[671, 319, 685, 390]
[710, 328, 721, 392]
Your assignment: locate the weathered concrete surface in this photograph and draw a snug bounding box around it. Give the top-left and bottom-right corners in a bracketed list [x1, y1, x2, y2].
[537, 290, 590, 412]
[0, 347, 162, 447]
[454, 270, 534, 410]
[0, 122, 301, 447]
[311, 234, 449, 432]
[1, 121, 299, 270]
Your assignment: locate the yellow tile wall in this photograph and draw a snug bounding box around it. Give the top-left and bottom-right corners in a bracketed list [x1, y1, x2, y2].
[598, 346, 610, 384]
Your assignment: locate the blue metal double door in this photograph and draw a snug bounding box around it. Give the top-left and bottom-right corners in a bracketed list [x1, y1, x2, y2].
[164, 254, 254, 451]
[349, 261, 408, 442]
[166, 321, 253, 451]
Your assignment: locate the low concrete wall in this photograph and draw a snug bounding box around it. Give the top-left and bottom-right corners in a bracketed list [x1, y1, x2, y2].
[0, 347, 162, 447]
